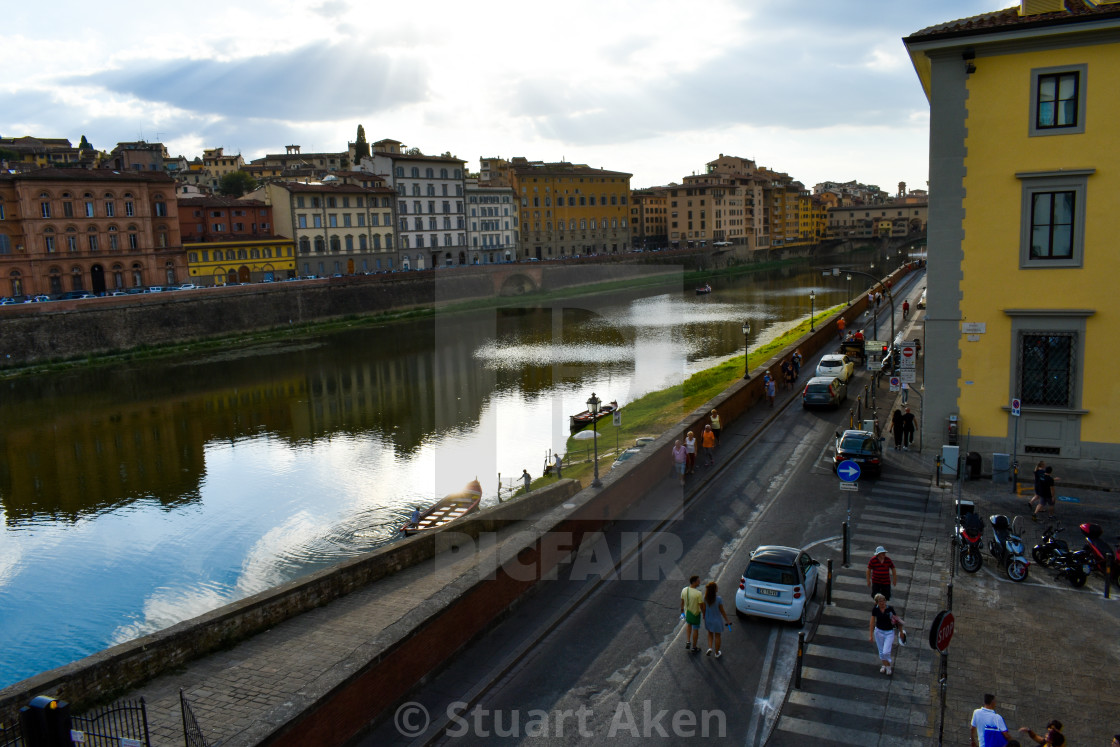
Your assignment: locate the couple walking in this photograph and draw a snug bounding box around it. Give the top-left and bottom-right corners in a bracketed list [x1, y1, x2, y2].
[680, 575, 731, 657]
[888, 408, 916, 450]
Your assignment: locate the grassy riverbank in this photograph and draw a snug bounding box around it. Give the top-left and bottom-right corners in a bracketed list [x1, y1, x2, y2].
[517, 303, 844, 494]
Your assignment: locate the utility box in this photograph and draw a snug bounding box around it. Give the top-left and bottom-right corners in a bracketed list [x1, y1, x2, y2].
[941, 445, 960, 479]
[946, 414, 959, 445]
[861, 419, 876, 434]
[992, 453, 1011, 482]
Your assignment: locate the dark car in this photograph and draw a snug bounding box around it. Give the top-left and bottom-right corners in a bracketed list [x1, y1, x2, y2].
[734, 545, 819, 626]
[833, 429, 884, 477]
[802, 376, 847, 409]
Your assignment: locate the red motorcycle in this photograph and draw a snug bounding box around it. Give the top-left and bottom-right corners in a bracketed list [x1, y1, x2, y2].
[1079, 523, 1120, 584]
[958, 511, 983, 573]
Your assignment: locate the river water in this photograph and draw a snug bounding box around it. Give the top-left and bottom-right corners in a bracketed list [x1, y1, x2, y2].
[0, 260, 876, 688]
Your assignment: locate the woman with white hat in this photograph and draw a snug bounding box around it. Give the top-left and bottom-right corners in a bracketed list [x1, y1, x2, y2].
[866, 546, 897, 600]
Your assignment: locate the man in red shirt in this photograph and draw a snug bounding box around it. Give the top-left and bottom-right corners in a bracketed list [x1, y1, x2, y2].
[866, 546, 897, 600]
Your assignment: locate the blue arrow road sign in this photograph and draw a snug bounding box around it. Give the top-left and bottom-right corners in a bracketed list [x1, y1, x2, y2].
[838, 460, 861, 482]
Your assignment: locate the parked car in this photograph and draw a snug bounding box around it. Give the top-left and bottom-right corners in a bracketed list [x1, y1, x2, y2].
[177, 283, 199, 291]
[60, 290, 95, 300]
[146, 286, 164, 293]
[815, 354, 855, 383]
[833, 429, 884, 477]
[734, 545, 820, 626]
[801, 376, 847, 409]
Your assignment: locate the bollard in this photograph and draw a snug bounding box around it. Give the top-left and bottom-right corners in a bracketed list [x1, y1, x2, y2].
[848, 409, 854, 429]
[856, 398, 863, 422]
[947, 579, 954, 612]
[826, 559, 834, 605]
[842, 521, 850, 567]
[794, 632, 805, 689]
[935, 455, 942, 487]
[1105, 561, 1112, 600]
[863, 385, 869, 408]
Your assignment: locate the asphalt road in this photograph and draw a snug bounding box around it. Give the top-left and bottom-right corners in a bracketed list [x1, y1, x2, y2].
[359, 271, 929, 746]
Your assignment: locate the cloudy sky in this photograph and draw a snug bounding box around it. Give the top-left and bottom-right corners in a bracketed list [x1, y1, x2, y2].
[2, 0, 1010, 191]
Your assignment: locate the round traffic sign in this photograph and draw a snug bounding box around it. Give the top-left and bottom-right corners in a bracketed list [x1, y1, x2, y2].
[837, 459, 861, 482]
[929, 610, 955, 652]
[902, 347, 914, 359]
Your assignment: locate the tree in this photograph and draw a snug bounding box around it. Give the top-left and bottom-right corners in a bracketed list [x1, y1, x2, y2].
[218, 171, 258, 197]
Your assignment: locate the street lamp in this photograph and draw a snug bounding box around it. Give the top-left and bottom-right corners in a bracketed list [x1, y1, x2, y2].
[587, 392, 602, 488]
[846, 273, 852, 305]
[742, 321, 751, 379]
[835, 266, 895, 348]
[809, 290, 816, 332]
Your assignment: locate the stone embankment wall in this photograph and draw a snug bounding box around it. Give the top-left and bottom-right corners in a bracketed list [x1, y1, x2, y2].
[0, 262, 680, 369]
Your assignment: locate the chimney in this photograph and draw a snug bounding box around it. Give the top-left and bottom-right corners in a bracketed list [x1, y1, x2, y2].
[1020, 0, 1065, 16]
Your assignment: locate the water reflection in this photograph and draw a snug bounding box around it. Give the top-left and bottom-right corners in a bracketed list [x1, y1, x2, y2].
[0, 261, 874, 687]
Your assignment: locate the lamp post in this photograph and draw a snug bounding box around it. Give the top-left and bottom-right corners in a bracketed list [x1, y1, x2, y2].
[836, 267, 895, 348]
[846, 273, 852, 305]
[587, 392, 602, 487]
[742, 321, 751, 379]
[809, 290, 816, 332]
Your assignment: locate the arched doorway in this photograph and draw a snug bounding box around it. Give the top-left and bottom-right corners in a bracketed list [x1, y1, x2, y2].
[238, 266, 251, 283]
[90, 264, 106, 295]
[458, 251, 466, 266]
[227, 269, 238, 285]
[346, 259, 355, 275]
[402, 256, 411, 271]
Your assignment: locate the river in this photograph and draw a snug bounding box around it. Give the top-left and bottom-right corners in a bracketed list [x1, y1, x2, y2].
[0, 259, 879, 688]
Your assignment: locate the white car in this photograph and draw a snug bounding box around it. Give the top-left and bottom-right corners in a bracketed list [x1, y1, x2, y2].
[735, 546, 820, 627]
[816, 354, 855, 382]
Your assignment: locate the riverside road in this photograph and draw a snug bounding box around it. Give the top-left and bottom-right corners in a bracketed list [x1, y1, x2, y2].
[359, 273, 939, 745]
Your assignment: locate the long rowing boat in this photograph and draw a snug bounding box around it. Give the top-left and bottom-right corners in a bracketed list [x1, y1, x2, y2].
[401, 479, 483, 535]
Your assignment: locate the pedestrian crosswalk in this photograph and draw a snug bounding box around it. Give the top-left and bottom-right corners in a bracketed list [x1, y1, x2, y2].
[768, 472, 936, 746]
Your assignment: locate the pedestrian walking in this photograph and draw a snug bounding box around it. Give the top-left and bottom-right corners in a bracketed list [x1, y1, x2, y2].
[680, 575, 702, 652]
[868, 593, 899, 675]
[672, 439, 687, 486]
[709, 409, 721, 446]
[875, 291, 882, 310]
[901, 407, 916, 450]
[1033, 466, 1058, 521]
[970, 694, 1013, 747]
[792, 349, 803, 378]
[782, 360, 795, 390]
[700, 581, 731, 658]
[867, 546, 897, 600]
[684, 430, 697, 474]
[764, 372, 776, 407]
[1019, 719, 1065, 746]
[1028, 460, 1047, 512]
[1112, 733, 1120, 747]
[837, 316, 847, 341]
[901, 380, 909, 405]
[553, 452, 563, 479]
[521, 469, 532, 492]
[889, 409, 904, 451]
[902, 299, 910, 320]
[701, 424, 716, 467]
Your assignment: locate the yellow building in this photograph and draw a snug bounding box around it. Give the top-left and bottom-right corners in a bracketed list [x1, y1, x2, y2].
[509, 158, 632, 258]
[905, 0, 1120, 464]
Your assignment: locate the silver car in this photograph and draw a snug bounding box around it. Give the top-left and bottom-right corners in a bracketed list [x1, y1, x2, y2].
[735, 546, 820, 626]
[801, 375, 847, 409]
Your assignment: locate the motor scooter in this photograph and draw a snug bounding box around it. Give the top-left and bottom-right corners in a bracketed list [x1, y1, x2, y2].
[1079, 522, 1120, 584]
[958, 511, 983, 573]
[1053, 547, 1091, 588]
[988, 514, 1030, 582]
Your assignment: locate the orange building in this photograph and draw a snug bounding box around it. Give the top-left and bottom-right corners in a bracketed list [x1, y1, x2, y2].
[0, 168, 186, 297]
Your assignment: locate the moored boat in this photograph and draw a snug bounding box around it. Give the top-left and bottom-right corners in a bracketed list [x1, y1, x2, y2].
[402, 479, 483, 535]
[569, 400, 619, 431]
[695, 284, 712, 295]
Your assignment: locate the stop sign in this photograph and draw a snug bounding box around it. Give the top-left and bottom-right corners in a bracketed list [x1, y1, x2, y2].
[929, 610, 955, 652]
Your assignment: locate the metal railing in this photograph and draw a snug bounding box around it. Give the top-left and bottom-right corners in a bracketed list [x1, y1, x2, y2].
[181, 690, 216, 747]
[72, 698, 151, 747]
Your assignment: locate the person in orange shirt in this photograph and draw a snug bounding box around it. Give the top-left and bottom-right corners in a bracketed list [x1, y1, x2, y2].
[701, 424, 716, 467]
[837, 316, 847, 341]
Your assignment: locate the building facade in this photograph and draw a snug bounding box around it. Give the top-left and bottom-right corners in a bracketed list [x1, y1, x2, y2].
[629, 188, 669, 250]
[905, 0, 1120, 465]
[465, 178, 518, 263]
[509, 158, 631, 258]
[0, 169, 186, 297]
[362, 139, 468, 270]
[178, 196, 295, 284]
[827, 203, 928, 239]
[246, 180, 398, 276]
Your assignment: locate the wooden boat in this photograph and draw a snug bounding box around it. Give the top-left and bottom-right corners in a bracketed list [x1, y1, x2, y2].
[569, 400, 619, 431]
[401, 479, 482, 535]
[695, 284, 712, 295]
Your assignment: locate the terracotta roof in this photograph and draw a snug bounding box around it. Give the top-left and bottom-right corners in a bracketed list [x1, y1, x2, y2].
[271, 181, 395, 194]
[0, 168, 174, 183]
[178, 197, 268, 207]
[510, 161, 631, 178]
[907, 0, 1120, 41]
